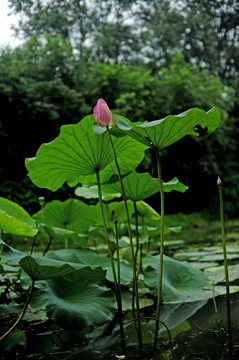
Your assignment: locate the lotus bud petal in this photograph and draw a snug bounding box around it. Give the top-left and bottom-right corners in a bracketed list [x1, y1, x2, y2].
[93, 98, 115, 127]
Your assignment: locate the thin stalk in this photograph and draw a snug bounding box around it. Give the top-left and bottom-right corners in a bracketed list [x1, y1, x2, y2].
[0, 280, 35, 341]
[42, 235, 52, 257]
[96, 170, 125, 348]
[133, 201, 140, 267]
[114, 217, 122, 300]
[30, 234, 37, 255]
[106, 128, 142, 349]
[124, 317, 173, 359]
[153, 149, 165, 349]
[218, 177, 233, 359]
[131, 201, 140, 321]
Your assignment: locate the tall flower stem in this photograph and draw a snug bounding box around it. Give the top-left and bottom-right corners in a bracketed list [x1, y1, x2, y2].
[106, 128, 143, 349]
[0, 280, 35, 341]
[96, 170, 125, 348]
[153, 148, 165, 349]
[114, 217, 122, 303]
[217, 177, 233, 359]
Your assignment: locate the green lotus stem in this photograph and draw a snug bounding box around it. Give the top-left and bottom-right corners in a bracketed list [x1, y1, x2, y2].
[30, 234, 37, 255]
[217, 177, 233, 359]
[42, 235, 52, 257]
[0, 280, 35, 341]
[106, 127, 142, 349]
[133, 201, 140, 266]
[96, 170, 125, 347]
[153, 149, 165, 348]
[114, 217, 121, 298]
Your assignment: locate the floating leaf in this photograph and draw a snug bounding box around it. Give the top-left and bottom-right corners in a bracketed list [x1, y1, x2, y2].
[115, 107, 220, 149]
[30, 276, 115, 331]
[0, 197, 37, 237]
[26, 115, 147, 191]
[205, 263, 239, 284]
[46, 248, 133, 285]
[144, 254, 210, 303]
[19, 254, 106, 281]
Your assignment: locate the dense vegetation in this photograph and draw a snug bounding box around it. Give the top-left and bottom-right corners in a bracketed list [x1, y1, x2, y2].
[1, 0, 239, 215]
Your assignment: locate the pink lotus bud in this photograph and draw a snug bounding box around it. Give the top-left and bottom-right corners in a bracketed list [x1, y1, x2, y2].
[93, 98, 116, 127]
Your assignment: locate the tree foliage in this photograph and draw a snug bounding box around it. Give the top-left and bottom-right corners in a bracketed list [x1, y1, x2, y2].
[2, 0, 239, 214]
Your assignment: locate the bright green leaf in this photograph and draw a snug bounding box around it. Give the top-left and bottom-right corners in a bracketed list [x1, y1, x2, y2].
[103, 172, 188, 201]
[116, 107, 221, 149]
[0, 197, 37, 237]
[25, 115, 147, 191]
[33, 198, 98, 233]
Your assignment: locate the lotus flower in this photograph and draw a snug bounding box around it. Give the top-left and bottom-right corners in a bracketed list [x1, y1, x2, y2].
[93, 98, 116, 127]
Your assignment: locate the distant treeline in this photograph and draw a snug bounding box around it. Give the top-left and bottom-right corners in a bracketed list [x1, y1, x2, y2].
[1, 0, 239, 215]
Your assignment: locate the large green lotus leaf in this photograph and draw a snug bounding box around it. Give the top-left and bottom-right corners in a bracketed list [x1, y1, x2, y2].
[0, 197, 37, 237]
[29, 276, 115, 331]
[25, 115, 147, 191]
[75, 184, 121, 201]
[143, 254, 210, 303]
[116, 107, 220, 149]
[103, 172, 188, 201]
[33, 198, 97, 233]
[46, 248, 133, 285]
[0, 239, 26, 264]
[19, 254, 106, 281]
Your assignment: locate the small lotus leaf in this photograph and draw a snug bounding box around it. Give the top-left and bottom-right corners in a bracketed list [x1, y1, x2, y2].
[33, 198, 98, 234]
[0, 197, 37, 237]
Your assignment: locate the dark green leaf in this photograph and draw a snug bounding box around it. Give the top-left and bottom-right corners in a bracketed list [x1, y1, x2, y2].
[144, 254, 210, 303]
[30, 277, 115, 331]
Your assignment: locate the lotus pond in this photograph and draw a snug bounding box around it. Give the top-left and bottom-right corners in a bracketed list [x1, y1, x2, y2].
[1, 101, 238, 359]
[1, 213, 239, 360]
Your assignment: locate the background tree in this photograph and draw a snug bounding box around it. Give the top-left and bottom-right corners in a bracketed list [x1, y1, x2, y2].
[2, 0, 239, 215]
